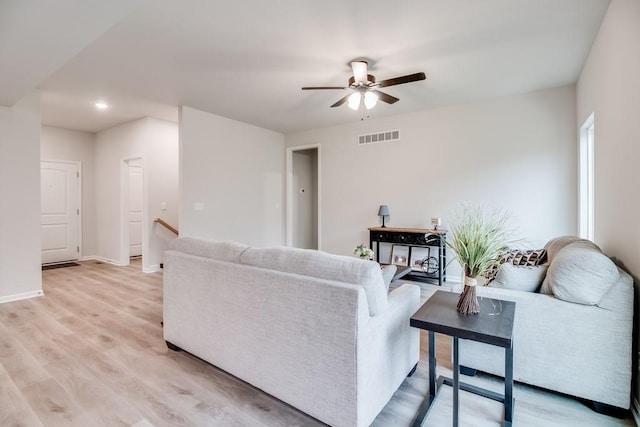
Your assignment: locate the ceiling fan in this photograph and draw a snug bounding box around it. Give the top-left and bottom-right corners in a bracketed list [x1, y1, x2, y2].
[302, 61, 426, 110]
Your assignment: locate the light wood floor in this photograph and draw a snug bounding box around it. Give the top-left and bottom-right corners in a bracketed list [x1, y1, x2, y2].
[0, 260, 634, 426]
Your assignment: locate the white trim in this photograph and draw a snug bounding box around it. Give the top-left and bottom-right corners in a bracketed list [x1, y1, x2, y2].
[40, 158, 83, 260]
[579, 113, 595, 240]
[80, 255, 126, 266]
[81, 255, 156, 272]
[143, 264, 161, 274]
[0, 290, 44, 304]
[286, 144, 322, 250]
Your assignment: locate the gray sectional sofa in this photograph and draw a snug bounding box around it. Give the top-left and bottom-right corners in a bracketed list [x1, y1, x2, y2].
[457, 236, 634, 411]
[163, 237, 421, 427]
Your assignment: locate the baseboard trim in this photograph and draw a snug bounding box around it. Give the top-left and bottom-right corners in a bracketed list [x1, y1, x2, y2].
[0, 289, 44, 304]
[81, 256, 126, 266]
[632, 398, 640, 426]
[143, 264, 161, 274]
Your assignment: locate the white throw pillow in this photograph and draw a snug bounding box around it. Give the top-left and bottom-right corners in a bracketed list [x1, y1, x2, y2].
[491, 263, 548, 292]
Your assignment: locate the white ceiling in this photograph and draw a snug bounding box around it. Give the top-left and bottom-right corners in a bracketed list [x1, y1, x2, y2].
[4, 0, 611, 134]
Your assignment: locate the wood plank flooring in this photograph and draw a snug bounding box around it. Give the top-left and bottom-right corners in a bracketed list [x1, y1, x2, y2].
[0, 260, 635, 426]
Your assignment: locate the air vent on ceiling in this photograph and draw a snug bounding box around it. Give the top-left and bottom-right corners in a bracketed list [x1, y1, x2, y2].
[358, 129, 400, 146]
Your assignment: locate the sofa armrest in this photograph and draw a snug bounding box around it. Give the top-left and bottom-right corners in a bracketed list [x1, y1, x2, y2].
[355, 283, 421, 426]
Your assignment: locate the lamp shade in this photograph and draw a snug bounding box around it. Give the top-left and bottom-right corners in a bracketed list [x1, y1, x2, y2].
[378, 205, 390, 216]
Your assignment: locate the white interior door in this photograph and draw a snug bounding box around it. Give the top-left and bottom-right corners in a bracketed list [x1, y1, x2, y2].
[41, 161, 80, 264]
[128, 163, 143, 257]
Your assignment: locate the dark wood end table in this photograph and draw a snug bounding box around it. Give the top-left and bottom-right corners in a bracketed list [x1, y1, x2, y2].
[410, 290, 516, 427]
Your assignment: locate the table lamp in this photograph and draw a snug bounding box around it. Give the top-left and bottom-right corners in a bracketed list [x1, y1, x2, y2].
[378, 205, 390, 228]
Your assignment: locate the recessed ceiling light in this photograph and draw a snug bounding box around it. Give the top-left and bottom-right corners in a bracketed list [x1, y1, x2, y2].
[95, 101, 108, 110]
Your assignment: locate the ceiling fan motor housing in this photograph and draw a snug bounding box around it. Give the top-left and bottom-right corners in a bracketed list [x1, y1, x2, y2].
[349, 74, 376, 87]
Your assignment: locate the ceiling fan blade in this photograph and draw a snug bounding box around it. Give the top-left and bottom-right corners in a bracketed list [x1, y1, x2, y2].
[330, 94, 351, 108]
[351, 61, 368, 83]
[372, 90, 399, 104]
[302, 86, 348, 90]
[377, 72, 426, 88]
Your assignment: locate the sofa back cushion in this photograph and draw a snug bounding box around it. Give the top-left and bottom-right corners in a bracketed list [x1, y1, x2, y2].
[541, 241, 620, 305]
[240, 246, 387, 316]
[543, 236, 601, 263]
[169, 237, 249, 263]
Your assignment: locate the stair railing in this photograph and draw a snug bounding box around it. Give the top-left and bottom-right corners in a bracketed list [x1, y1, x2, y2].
[153, 217, 178, 235]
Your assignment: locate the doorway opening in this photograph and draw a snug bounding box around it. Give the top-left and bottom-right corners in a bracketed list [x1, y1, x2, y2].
[121, 157, 144, 269]
[286, 145, 320, 249]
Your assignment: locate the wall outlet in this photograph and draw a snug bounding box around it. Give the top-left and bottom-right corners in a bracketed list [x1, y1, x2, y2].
[194, 202, 205, 211]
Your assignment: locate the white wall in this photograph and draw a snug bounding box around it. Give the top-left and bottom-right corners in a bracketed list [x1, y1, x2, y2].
[94, 117, 179, 271]
[576, 0, 640, 411]
[41, 126, 97, 257]
[286, 86, 577, 276]
[0, 92, 43, 302]
[577, 0, 640, 279]
[179, 106, 285, 246]
[146, 118, 180, 265]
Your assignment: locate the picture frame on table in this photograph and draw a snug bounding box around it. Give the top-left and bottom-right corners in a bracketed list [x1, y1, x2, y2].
[409, 246, 431, 271]
[390, 245, 410, 266]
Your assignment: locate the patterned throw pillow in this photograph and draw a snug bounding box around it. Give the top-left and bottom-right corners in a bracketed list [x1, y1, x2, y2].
[484, 249, 548, 284]
[510, 249, 548, 266]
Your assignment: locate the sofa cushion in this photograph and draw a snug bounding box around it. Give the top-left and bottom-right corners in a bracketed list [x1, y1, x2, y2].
[240, 246, 387, 316]
[541, 243, 620, 305]
[491, 263, 548, 292]
[543, 236, 601, 263]
[169, 237, 249, 263]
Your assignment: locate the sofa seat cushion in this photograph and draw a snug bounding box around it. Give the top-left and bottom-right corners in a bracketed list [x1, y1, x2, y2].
[169, 237, 249, 263]
[541, 242, 620, 305]
[240, 246, 387, 316]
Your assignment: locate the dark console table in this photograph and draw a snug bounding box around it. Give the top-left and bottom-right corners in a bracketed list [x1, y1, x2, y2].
[369, 227, 447, 286]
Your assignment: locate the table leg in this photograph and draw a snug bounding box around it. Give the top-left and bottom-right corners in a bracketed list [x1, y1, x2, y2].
[429, 331, 436, 402]
[505, 347, 514, 425]
[453, 337, 459, 427]
[371, 238, 378, 262]
[438, 240, 444, 286]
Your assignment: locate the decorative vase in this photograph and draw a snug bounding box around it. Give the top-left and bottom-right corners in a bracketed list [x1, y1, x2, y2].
[457, 276, 480, 315]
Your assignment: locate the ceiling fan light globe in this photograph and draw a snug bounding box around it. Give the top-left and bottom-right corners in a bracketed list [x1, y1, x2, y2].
[348, 92, 361, 110]
[364, 91, 378, 109]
